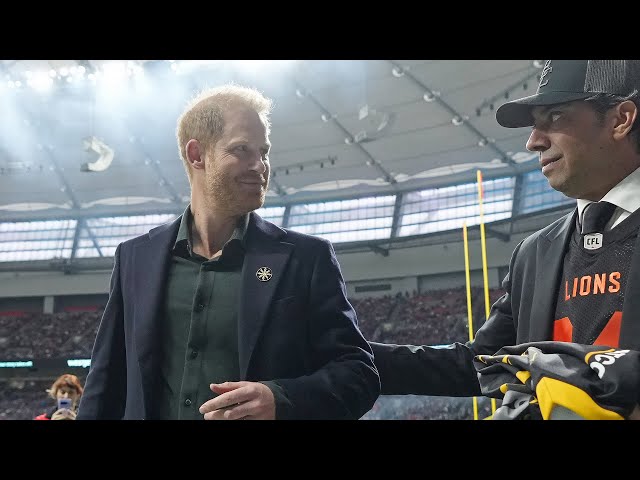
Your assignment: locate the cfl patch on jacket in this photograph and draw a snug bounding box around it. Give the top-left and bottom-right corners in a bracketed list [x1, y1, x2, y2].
[473, 341, 640, 420]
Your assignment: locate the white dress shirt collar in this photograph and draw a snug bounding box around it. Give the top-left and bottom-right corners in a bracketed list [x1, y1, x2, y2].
[577, 165, 640, 225]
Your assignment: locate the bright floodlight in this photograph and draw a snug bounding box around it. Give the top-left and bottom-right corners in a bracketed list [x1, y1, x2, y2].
[28, 72, 54, 92]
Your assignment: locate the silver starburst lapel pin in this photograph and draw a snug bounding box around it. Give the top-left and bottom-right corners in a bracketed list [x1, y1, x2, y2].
[256, 266, 273, 282]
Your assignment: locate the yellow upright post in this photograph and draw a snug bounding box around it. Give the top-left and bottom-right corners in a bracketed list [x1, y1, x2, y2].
[462, 222, 478, 420]
[476, 170, 497, 415]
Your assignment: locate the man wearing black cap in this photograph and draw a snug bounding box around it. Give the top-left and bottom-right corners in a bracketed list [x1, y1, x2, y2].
[370, 60, 640, 419]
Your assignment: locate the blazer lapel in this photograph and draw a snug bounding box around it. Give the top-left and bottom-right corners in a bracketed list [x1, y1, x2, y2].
[619, 232, 640, 350]
[133, 217, 180, 414]
[238, 214, 293, 379]
[528, 211, 576, 341]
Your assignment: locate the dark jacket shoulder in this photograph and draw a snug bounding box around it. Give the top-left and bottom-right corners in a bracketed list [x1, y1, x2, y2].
[518, 208, 576, 254]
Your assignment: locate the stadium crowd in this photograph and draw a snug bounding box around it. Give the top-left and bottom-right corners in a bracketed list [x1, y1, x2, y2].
[0, 287, 504, 419]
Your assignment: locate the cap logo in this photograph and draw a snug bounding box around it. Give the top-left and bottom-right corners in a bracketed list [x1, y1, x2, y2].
[539, 60, 553, 87]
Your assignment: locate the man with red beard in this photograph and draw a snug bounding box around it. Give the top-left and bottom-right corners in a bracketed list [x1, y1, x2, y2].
[77, 84, 379, 420]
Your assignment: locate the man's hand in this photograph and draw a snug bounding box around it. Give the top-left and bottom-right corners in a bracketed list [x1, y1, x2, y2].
[199, 381, 276, 420]
[51, 408, 76, 420]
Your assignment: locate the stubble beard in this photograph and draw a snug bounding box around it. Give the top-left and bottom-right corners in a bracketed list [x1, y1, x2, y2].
[205, 170, 267, 215]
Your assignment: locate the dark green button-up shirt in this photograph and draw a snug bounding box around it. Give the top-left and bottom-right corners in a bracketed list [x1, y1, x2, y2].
[156, 206, 248, 420]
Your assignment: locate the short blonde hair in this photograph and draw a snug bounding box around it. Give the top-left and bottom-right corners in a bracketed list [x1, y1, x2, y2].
[176, 83, 273, 183]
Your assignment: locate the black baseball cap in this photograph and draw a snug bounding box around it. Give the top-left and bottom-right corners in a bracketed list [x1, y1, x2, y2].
[496, 60, 640, 128]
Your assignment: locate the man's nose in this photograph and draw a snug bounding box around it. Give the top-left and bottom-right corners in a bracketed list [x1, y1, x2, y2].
[525, 128, 549, 153]
[249, 155, 267, 173]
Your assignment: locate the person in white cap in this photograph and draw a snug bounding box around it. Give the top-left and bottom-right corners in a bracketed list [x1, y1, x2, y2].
[371, 60, 640, 419]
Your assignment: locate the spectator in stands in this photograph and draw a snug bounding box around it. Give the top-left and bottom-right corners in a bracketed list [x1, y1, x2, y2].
[370, 60, 640, 419]
[77, 84, 378, 420]
[34, 374, 83, 420]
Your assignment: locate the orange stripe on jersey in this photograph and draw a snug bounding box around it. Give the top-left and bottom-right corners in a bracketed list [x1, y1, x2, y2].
[553, 317, 573, 343]
[593, 311, 622, 348]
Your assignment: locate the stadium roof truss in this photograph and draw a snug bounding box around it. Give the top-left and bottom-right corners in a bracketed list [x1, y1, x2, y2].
[0, 60, 575, 271]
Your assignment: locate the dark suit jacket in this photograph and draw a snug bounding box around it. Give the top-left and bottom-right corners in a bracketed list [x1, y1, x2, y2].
[77, 212, 379, 419]
[371, 208, 640, 397]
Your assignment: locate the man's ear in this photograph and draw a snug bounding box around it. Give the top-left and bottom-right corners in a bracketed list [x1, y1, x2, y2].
[185, 139, 206, 171]
[612, 100, 638, 141]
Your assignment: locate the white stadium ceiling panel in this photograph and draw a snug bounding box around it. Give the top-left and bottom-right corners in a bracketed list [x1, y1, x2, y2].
[0, 59, 546, 219]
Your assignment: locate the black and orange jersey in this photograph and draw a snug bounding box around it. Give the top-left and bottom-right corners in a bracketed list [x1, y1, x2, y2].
[553, 209, 640, 347]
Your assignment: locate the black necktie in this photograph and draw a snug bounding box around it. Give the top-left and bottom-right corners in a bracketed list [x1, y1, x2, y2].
[581, 201, 617, 235]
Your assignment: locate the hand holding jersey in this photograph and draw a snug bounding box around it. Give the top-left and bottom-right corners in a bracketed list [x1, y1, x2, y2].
[474, 341, 640, 420]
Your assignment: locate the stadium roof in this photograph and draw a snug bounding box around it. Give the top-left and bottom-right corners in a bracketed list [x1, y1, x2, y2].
[0, 60, 542, 222]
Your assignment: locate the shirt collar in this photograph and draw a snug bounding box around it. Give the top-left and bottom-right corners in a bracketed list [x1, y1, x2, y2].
[576, 165, 640, 225]
[230, 212, 250, 246]
[172, 205, 192, 256]
[172, 205, 250, 256]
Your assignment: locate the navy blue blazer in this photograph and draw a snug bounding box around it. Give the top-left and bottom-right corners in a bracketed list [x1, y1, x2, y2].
[77, 212, 379, 419]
